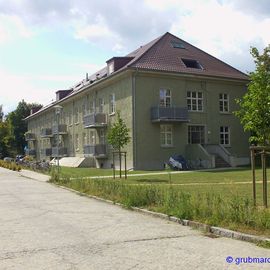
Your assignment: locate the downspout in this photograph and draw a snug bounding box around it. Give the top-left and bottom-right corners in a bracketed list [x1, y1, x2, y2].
[132, 68, 138, 170]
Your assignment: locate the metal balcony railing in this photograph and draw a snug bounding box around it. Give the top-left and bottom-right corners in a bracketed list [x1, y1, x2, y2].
[52, 124, 67, 135]
[40, 148, 52, 156]
[83, 113, 107, 128]
[51, 147, 67, 157]
[25, 132, 36, 141]
[151, 107, 189, 122]
[83, 144, 107, 158]
[40, 128, 53, 137]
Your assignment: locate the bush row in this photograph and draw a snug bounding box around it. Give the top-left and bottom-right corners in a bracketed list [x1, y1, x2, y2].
[0, 160, 21, 171]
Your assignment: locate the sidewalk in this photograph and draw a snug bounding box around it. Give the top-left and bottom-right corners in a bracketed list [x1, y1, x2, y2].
[19, 169, 50, 182]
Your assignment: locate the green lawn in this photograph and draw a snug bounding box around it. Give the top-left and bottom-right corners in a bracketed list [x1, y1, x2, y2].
[51, 166, 270, 238]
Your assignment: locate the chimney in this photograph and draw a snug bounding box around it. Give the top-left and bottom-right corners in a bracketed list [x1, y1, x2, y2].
[56, 90, 72, 101]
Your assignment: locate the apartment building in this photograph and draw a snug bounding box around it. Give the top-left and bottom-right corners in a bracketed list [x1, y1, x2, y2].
[25, 32, 250, 170]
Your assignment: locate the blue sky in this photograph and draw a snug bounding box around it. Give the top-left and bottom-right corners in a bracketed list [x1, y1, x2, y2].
[0, 0, 269, 114]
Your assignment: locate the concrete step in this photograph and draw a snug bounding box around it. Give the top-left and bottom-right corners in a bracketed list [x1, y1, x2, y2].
[51, 157, 86, 167]
[215, 155, 231, 168]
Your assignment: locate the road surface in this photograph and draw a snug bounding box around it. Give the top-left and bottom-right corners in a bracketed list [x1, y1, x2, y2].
[0, 167, 269, 269]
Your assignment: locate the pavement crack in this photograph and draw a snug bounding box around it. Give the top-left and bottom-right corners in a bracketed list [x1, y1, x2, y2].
[122, 234, 193, 244]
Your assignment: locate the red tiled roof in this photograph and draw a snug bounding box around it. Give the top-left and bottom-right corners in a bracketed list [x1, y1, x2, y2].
[125, 32, 249, 80]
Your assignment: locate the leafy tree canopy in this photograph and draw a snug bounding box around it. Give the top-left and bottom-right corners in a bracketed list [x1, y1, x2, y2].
[107, 111, 130, 152]
[235, 45, 270, 145]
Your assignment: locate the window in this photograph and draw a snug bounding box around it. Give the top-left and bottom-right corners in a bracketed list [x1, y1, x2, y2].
[188, 126, 205, 144]
[220, 126, 230, 146]
[160, 125, 173, 147]
[99, 98, 104, 113]
[99, 129, 105, 144]
[90, 131, 95, 145]
[89, 100, 94, 114]
[68, 111, 72, 125]
[159, 89, 171, 107]
[74, 107, 79, 123]
[182, 58, 202, 69]
[171, 40, 185, 49]
[75, 134, 79, 150]
[109, 94, 115, 114]
[82, 104, 87, 117]
[82, 132, 87, 146]
[187, 91, 203, 111]
[219, 93, 229, 113]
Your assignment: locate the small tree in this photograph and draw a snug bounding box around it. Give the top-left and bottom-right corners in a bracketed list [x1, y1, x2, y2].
[107, 111, 130, 177]
[235, 45, 270, 145]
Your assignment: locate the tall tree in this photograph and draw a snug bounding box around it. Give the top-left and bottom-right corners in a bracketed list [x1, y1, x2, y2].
[6, 100, 42, 154]
[0, 105, 3, 122]
[235, 45, 270, 145]
[107, 111, 130, 177]
[0, 120, 13, 158]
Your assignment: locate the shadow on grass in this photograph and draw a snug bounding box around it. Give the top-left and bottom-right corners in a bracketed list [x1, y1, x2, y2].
[135, 179, 169, 184]
[200, 167, 250, 173]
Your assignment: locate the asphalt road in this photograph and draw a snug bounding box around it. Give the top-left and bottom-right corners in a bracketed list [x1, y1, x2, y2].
[0, 167, 269, 270]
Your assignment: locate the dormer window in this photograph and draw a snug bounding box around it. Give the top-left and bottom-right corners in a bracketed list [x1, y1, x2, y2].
[108, 62, 114, 74]
[182, 58, 203, 69]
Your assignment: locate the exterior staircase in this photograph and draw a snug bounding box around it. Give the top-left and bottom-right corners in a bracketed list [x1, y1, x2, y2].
[215, 155, 230, 168]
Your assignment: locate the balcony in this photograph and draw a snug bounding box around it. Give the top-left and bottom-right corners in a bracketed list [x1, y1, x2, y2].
[40, 148, 52, 156]
[52, 124, 67, 135]
[83, 113, 107, 128]
[83, 144, 107, 158]
[25, 149, 36, 156]
[25, 132, 36, 141]
[151, 107, 189, 123]
[51, 147, 67, 157]
[40, 128, 53, 137]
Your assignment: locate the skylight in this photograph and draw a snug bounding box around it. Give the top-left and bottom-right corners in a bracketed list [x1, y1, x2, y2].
[171, 40, 185, 49]
[181, 58, 203, 69]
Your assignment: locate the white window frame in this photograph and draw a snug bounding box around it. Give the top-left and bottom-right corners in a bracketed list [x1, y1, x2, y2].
[160, 125, 173, 147]
[220, 126, 230, 146]
[187, 91, 203, 112]
[99, 98, 104, 113]
[74, 107, 79, 124]
[219, 93, 229, 113]
[75, 134, 79, 151]
[90, 130, 95, 145]
[159, 89, 171, 108]
[99, 129, 105, 145]
[109, 93, 115, 115]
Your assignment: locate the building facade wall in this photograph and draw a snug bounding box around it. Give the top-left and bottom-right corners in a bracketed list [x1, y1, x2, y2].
[134, 71, 249, 170]
[26, 73, 134, 169]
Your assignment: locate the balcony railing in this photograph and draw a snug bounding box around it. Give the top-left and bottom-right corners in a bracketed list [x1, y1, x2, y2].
[40, 128, 53, 137]
[40, 148, 52, 156]
[83, 113, 107, 128]
[25, 132, 36, 141]
[51, 147, 67, 157]
[52, 124, 67, 135]
[151, 107, 189, 123]
[25, 149, 36, 156]
[83, 144, 107, 158]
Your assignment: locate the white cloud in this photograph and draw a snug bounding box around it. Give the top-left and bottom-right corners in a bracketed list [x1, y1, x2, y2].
[0, 14, 33, 44]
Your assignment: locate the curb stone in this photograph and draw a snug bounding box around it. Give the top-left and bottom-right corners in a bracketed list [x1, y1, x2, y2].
[51, 182, 270, 247]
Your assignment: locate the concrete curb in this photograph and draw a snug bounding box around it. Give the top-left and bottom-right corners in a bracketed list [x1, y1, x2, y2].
[51, 182, 270, 247]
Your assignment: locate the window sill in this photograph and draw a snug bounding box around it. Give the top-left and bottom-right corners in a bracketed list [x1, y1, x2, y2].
[75, 122, 79, 125]
[219, 112, 231, 115]
[188, 110, 204, 113]
[109, 112, 115, 116]
[161, 145, 174, 148]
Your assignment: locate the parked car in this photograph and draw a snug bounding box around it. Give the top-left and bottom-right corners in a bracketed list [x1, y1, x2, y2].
[168, 155, 189, 170]
[15, 155, 25, 163]
[4, 157, 14, 163]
